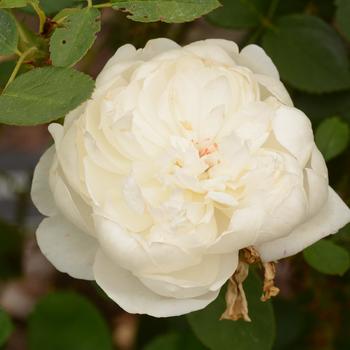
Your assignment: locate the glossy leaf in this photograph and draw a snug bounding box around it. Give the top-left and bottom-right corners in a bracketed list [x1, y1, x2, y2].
[303, 239, 350, 276]
[315, 117, 349, 161]
[187, 272, 275, 350]
[0, 9, 18, 55]
[50, 7, 101, 67]
[262, 15, 350, 93]
[28, 292, 113, 350]
[0, 309, 13, 346]
[111, 0, 221, 23]
[0, 67, 94, 125]
[206, 0, 269, 29]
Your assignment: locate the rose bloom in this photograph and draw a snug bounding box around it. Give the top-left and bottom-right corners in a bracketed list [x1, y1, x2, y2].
[32, 39, 350, 317]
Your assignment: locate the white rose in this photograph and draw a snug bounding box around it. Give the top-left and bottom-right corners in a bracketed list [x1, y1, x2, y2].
[31, 38, 350, 317]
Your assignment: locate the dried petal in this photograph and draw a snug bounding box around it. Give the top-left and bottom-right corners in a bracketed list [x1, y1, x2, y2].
[261, 262, 280, 302]
[220, 261, 251, 322]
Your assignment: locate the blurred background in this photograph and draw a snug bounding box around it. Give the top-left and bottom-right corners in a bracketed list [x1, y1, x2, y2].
[1, 0, 350, 349]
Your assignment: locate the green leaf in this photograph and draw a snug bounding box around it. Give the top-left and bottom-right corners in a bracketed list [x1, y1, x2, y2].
[0, 61, 15, 89]
[0, 9, 18, 55]
[28, 292, 113, 350]
[0, 67, 94, 125]
[52, 7, 80, 22]
[303, 239, 350, 275]
[39, 0, 81, 15]
[0, 0, 27, 8]
[262, 15, 350, 93]
[144, 332, 206, 350]
[0, 219, 23, 280]
[336, 0, 350, 41]
[187, 272, 275, 350]
[111, 0, 221, 23]
[315, 117, 349, 161]
[0, 309, 13, 346]
[15, 19, 49, 64]
[206, 0, 269, 29]
[50, 8, 101, 67]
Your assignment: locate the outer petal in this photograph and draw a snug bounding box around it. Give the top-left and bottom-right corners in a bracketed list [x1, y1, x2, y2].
[31, 146, 57, 216]
[257, 188, 350, 262]
[272, 106, 314, 166]
[255, 74, 293, 106]
[94, 213, 201, 274]
[141, 38, 180, 60]
[93, 250, 220, 317]
[208, 205, 264, 254]
[205, 39, 239, 57]
[238, 44, 279, 79]
[137, 253, 237, 299]
[36, 216, 98, 280]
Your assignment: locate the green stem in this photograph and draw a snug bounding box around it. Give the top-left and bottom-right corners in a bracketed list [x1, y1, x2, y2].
[93, 2, 113, 9]
[87, 0, 93, 7]
[267, 0, 280, 20]
[30, 1, 46, 33]
[4, 47, 37, 90]
[15, 20, 30, 45]
[244, 0, 280, 45]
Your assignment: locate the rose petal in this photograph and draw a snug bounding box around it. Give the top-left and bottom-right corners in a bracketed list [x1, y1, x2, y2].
[31, 146, 57, 216]
[93, 250, 219, 317]
[238, 44, 279, 79]
[94, 213, 201, 274]
[255, 74, 293, 106]
[272, 106, 314, 166]
[257, 187, 350, 261]
[208, 205, 265, 254]
[137, 253, 237, 299]
[141, 38, 180, 60]
[50, 167, 94, 236]
[36, 216, 98, 280]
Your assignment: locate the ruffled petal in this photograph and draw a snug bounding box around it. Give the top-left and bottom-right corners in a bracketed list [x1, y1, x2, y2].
[36, 216, 98, 280]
